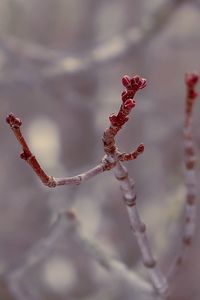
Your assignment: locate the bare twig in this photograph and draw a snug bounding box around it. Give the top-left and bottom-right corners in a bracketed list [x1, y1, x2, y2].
[114, 162, 169, 296]
[4, 212, 76, 300]
[167, 72, 199, 281]
[6, 75, 146, 188]
[5, 211, 152, 300]
[6, 74, 170, 297]
[72, 217, 152, 294]
[6, 214, 74, 300]
[6, 113, 113, 187]
[101, 75, 169, 296]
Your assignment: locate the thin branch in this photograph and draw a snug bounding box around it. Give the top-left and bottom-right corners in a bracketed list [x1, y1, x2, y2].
[0, 0, 188, 82]
[5, 212, 75, 278]
[6, 75, 146, 188]
[102, 74, 146, 157]
[101, 75, 169, 296]
[6, 74, 169, 297]
[167, 72, 199, 281]
[5, 211, 152, 300]
[4, 213, 72, 300]
[114, 162, 169, 297]
[4, 213, 74, 300]
[6, 113, 111, 187]
[73, 218, 152, 294]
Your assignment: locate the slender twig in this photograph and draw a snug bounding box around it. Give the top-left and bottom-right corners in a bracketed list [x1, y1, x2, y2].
[167, 72, 199, 281]
[114, 162, 169, 296]
[6, 75, 146, 188]
[101, 75, 169, 296]
[6, 74, 169, 297]
[5, 211, 152, 300]
[102, 74, 146, 157]
[6, 113, 114, 187]
[0, 0, 187, 82]
[72, 216, 152, 294]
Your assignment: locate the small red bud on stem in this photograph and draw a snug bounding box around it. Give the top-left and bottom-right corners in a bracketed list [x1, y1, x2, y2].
[122, 75, 131, 87]
[124, 99, 135, 110]
[137, 143, 144, 153]
[6, 113, 22, 128]
[185, 72, 199, 87]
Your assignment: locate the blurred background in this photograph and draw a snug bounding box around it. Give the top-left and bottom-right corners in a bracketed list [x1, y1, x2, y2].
[0, 0, 200, 299]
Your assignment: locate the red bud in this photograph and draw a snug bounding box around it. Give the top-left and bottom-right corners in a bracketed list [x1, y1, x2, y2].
[122, 75, 131, 87]
[124, 99, 135, 110]
[186, 72, 199, 87]
[137, 143, 144, 153]
[109, 114, 118, 126]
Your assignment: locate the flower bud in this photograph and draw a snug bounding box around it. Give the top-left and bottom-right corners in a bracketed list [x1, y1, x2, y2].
[122, 75, 131, 87]
[109, 113, 118, 126]
[137, 143, 144, 153]
[186, 72, 199, 87]
[124, 99, 135, 110]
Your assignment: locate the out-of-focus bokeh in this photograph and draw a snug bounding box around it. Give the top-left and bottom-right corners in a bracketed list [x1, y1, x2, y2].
[0, 0, 200, 299]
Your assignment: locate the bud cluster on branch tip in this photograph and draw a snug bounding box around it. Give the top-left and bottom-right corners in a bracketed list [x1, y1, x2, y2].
[131, 143, 145, 159]
[185, 72, 199, 87]
[6, 113, 22, 129]
[185, 72, 199, 100]
[137, 143, 144, 153]
[109, 74, 147, 127]
[121, 74, 147, 102]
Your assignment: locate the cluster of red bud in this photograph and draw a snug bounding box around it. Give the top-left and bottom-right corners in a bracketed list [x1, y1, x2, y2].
[185, 72, 199, 100]
[185, 72, 199, 116]
[6, 113, 31, 161]
[109, 75, 146, 127]
[6, 113, 22, 129]
[118, 143, 144, 162]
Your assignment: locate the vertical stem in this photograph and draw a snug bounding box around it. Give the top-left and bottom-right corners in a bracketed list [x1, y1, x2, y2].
[115, 162, 169, 296]
[167, 72, 198, 280]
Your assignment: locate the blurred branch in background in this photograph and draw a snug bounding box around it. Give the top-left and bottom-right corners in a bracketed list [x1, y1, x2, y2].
[5, 212, 153, 300]
[167, 72, 199, 281]
[0, 0, 190, 84]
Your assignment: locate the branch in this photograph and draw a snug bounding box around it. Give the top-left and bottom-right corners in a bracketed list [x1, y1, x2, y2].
[72, 217, 152, 294]
[167, 72, 199, 281]
[6, 113, 111, 187]
[6, 74, 145, 188]
[6, 74, 168, 296]
[102, 75, 146, 157]
[114, 162, 169, 296]
[5, 211, 152, 299]
[5, 213, 75, 300]
[101, 76, 169, 296]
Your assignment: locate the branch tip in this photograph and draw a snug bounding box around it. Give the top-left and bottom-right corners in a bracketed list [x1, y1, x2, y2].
[185, 72, 199, 88]
[122, 75, 131, 87]
[6, 113, 22, 129]
[137, 143, 144, 153]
